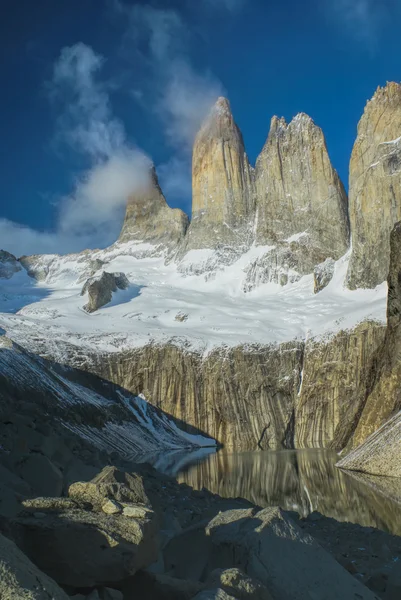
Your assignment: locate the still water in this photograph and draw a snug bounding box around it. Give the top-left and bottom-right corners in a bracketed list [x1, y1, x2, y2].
[154, 448, 401, 536]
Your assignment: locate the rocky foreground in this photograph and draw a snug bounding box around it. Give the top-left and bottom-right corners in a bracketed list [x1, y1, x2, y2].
[0, 451, 398, 600]
[0, 353, 400, 600]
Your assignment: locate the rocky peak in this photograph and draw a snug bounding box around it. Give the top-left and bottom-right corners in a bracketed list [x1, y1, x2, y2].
[0, 250, 22, 279]
[118, 166, 189, 248]
[346, 81, 401, 289]
[254, 111, 349, 274]
[179, 96, 254, 254]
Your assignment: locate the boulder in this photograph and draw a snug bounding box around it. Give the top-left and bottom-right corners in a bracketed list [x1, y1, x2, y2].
[68, 466, 151, 511]
[205, 569, 273, 600]
[102, 498, 122, 515]
[81, 272, 129, 313]
[9, 506, 159, 587]
[0, 531, 69, 599]
[314, 258, 335, 293]
[170, 507, 377, 600]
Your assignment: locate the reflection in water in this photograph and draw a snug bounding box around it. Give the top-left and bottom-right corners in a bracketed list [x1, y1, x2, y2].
[164, 449, 401, 536]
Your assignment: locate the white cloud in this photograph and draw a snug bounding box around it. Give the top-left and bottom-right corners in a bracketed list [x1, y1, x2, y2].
[118, 2, 225, 148]
[2, 43, 152, 256]
[159, 60, 225, 149]
[51, 42, 125, 158]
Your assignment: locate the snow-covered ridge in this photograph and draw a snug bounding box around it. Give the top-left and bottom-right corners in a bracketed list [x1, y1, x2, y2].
[0, 240, 387, 358]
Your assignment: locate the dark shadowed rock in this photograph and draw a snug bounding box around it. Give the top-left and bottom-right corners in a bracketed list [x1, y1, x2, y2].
[0, 250, 22, 279]
[0, 532, 69, 599]
[8, 504, 159, 587]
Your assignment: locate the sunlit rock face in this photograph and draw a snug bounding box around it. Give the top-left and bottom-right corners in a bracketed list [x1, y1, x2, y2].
[254, 114, 350, 276]
[118, 167, 189, 248]
[346, 82, 401, 289]
[180, 97, 255, 253]
[350, 221, 401, 448]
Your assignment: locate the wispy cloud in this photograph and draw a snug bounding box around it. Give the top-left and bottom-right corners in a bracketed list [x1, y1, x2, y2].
[2, 1, 241, 256]
[1, 42, 152, 256]
[328, 0, 391, 45]
[114, 1, 225, 211]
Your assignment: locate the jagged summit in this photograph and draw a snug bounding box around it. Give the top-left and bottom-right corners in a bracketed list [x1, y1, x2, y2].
[254, 110, 349, 267]
[269, 112, 315, 132]
[179, 96, 254, 254]
[118, 164, 188, 249]
[346, 80, 401, 289]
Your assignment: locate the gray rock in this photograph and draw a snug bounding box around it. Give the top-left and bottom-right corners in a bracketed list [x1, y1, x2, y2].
[337, 408, 401, 477]
[314, 258, 335, 293]
[205, 569, 273, 600]
[68, 466, 151, 511]
[0, 531, 69, 599]
[386, 560, 401, 599]
[102, 498, 122, 515]
[122, 504, 153, 518]
[17, 454, 63, 497]
[0, 249, 22, 279]
[9, 506, 159, 587]
[202, 507, 377, 600]
[81, 272, 129, 313]
[118, 166, 188, 249]
[22, 497, 79, 512]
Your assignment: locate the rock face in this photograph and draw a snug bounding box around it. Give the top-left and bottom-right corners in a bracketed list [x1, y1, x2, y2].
[337, 409, 401, 477]
[347, 82, 401, 289]
[295, 322, 385, 449]
[314, 258, 335, 293]
[49, 321, 384, 452]
[349, 221, 401, 448]
[0, 250, 22, 279]
[254, 114, 349, 275]
[181, 98, 254, 253]
[0, 532, 69, 600]
[118, 167, 189, 248]
[81, 271, 129, 312]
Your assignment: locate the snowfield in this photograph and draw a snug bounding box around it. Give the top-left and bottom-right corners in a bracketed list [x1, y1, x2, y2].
[0, 241, 387, 358]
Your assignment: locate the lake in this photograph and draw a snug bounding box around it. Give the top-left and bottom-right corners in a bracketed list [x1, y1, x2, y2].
[154, 448, 401, 536]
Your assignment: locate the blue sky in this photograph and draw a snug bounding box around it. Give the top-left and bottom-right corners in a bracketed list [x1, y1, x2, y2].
[1, 0, 401, 255]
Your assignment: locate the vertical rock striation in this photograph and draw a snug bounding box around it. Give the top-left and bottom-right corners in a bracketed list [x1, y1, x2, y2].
[180, 97, 254, 254]
[346, 81, 401, 289]
[254, 114, 349, 273]
[118, 166, 189, 248]
[350, 221, 401, 448]
[296, 322, 385, 449]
